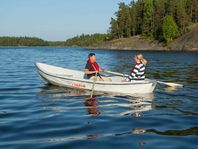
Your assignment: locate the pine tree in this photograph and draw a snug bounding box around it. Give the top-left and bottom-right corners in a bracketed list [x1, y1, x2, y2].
[116, 3, 133, 38]
[129, 0, 137, 36]
[125, 6, 132, 37]
[110, 18, 119, 39]
[153, 0, 166, 40]
[142, 0, 154, 36]
[175, 0, 189, 34]
[135, 0, 144, 34]
[165, 0, 177, 17]
[162, 15, 179, 43]
[186, 0, 198, 23]
[108, 0, 195, 42]
[116, 3, 126, 38]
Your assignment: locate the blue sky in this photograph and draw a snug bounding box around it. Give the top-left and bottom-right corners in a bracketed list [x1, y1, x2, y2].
[0, 0, 132, 41]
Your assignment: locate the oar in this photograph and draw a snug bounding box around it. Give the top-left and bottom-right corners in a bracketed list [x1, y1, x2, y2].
[106, 71, 183, 88]
[107, 70, 128, 77]
[90, 73, 98, 98]
[157, 81, 183, 87]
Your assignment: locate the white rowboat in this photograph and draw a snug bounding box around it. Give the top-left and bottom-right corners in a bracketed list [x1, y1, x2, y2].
[35, 62, 157, 95]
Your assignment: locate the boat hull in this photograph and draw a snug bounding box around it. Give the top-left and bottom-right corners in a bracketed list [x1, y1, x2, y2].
[36, 63, 157, 95]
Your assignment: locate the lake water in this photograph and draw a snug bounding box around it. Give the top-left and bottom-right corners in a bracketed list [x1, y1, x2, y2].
[0, 47, 198, 149]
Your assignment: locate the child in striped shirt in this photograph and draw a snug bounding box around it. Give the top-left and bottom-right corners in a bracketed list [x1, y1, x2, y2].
[127, 54, 147, 81]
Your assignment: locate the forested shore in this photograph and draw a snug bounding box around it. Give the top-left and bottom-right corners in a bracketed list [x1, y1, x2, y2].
[64, 0, 198, 50]
[0, 37, 48, 46]
[109, 0, 198, 43]
[1, 0, 198, 51]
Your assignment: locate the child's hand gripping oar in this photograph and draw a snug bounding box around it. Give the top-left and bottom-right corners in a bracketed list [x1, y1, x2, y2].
[106, 71, 183, 88]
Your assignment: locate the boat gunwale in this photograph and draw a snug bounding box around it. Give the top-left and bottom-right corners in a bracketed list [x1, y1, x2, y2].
[35, 62, 157, 86]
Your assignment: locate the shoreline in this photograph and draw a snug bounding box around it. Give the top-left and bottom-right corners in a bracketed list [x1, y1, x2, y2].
[1, 26, 198, 52]
[85, 48, 198, 52]
[84, 46, 198, 52]
[0, 46, 198, 52]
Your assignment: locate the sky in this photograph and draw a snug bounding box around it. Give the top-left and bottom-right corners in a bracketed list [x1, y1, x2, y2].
[0, 0, 132, 41]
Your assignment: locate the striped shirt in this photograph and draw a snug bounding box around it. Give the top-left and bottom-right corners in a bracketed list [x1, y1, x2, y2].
[128, 62, 146, 80]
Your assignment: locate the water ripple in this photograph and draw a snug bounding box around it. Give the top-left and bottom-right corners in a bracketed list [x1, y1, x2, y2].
[0, 48, 198, 149]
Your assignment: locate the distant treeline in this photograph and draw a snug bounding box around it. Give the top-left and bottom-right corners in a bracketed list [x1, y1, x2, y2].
[48, 41, 65, 46]
[0, 35, 108, 47]
[0, 37, 49, 46]
[65, 34, 109, 47]
[1, 0, 197, 47]
[110, 0, 198, 43]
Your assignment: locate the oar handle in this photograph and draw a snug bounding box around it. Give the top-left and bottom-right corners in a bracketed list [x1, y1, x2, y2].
[107, 71, 129, 77]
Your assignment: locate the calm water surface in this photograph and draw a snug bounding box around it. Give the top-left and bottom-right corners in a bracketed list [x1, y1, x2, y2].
[0, 47, 198, 149]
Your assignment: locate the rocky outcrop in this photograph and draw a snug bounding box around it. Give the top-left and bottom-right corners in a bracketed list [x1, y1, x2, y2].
[170, 27, 198, 51]
[87, 36, 167, 51]
[87, 27, 198, 51]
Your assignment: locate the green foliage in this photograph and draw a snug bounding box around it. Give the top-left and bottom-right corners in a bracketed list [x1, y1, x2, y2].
[134, 0, 144, 34]
[114, 3, 132, 38]
[162, 15, 179, 43]
[142, 0, 154, 36]
[186, 0, 198, 23]
[109, 0, 198, 43]
[48, 41, 65, 46]
[129, 1, 137, 36]
[153, 0, 166, 40]
[65, 34, 109, 47]
[2, 0, 197, 46]
[0, 37, 48, 46]
[110, 18, 119, 38]
[175, 0, 190, 34]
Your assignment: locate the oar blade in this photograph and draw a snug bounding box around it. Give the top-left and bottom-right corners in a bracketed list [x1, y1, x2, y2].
[158, 81, 183, 87]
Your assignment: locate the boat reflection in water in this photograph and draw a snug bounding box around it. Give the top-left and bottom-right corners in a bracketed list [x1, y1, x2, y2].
[38, 84, 154, 117]
[116, 93, 154, 117]
[37, 85, 198, 142]
[84, 98, 101, 116]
